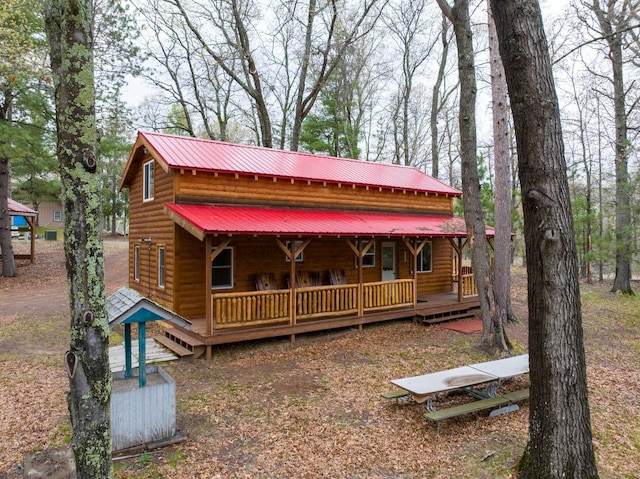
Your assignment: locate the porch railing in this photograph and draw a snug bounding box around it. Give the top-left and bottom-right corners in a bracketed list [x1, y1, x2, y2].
[213, 289, 290, 329]
[363, 279, 413, 312]
[460, 274, 477, 297]
[211, 279, 414, 330]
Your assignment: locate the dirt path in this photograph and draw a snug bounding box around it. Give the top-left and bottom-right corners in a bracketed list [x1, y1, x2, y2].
[1, 238, 129, 318]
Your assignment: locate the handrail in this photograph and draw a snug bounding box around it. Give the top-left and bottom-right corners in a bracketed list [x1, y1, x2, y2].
[211, 279, 415, 330]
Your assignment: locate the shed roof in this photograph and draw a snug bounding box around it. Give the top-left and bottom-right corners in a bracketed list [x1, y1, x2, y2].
[8, 198, 38, 217]
[107, 287, 192, 329]
[164, 203, 488, 241]
[121, 131, 461, 197]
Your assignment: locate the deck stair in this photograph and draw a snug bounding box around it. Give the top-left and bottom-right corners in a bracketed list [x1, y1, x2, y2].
[156, 325, 206, 359]
[416, 308, 478, 325]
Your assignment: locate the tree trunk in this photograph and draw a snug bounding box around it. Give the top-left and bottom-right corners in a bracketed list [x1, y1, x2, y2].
[437, 0, 509, 354]
[487, 0, 516, 324]
[491, 1, 599, 477]
[45, 0, 113, 477]
[603, 9, 633, 294]
[0, 155, 16, 277]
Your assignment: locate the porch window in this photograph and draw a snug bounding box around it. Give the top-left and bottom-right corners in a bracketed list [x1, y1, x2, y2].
[143, 160, 154, 201]
[417, 241, 433, 273]
[158, 246, 165, 288]
[285, 240, 304, 262]
[212, 247, 233, 289]
[134, 245, 140, 281]
[355, 240, 375, 268]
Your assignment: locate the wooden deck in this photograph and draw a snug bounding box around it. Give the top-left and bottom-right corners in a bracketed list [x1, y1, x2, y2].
[159, 290, 480, 358]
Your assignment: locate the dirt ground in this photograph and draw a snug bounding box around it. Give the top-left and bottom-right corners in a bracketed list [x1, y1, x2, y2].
[1, 238, 638, 478]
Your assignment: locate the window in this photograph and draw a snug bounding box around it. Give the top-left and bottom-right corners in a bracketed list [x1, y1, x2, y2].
[212, 247, 233, 289]
[158, 246, 165, 288]
[134, 245, 140, 281]
[53, 210, 62, 222]
[285, 240, 304, 262]
[143, 160, 154, 201]
[355, 240, 375, 268]
[417, 241, 433, 273]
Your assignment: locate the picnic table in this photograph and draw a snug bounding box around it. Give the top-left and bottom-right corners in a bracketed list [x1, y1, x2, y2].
[386, 354, 530, 432]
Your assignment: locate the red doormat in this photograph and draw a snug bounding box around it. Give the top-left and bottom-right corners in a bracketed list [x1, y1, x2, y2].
[440, 319, 483, 334]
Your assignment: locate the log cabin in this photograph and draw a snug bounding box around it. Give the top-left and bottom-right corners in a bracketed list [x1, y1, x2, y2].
[120, 132, 488, 359]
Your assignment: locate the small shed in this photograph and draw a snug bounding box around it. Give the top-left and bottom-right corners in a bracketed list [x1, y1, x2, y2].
[107, 287, 190, 452]
[5, 198, 38, 263]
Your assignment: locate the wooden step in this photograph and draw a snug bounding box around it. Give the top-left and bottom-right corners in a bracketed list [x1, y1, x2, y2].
[154, 334, 194, 358]
[162, 326, 206, 359]
[418, 310, 477, 325]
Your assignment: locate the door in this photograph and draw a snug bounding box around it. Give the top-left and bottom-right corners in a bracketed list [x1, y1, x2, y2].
[382, 242, 396, 281]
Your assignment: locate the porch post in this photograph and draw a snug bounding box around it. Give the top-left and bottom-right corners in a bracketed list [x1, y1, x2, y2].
[205, 235, 212, 336]
[402, 237, 427, 309]
[26, 217, 36, 263]
[346, 238, 373, 317]
[449, 238, 467, 302]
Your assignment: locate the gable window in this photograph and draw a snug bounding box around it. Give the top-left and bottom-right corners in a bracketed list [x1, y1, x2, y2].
[355, 240, 375, 268]
[134, 245, 140, 282]
[212, 247, 233, 289]
[417, 241, 433, 273]
[53, 210, 62, 222]
[143, 160, 154, 201]
[285, 240, 304, 262]
[158, 246, 165, 288]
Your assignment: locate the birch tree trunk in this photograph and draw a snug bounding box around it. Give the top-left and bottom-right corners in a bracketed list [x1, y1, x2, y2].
[45, 0, 112, 476]
[491, 1, 599, 477]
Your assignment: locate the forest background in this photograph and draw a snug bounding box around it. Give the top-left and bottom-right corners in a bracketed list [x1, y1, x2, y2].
[1, 0, 637, 285]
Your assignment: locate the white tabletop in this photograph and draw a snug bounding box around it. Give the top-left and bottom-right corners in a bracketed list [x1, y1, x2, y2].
[391, 365, 498, 400]
[469, 354, 529, 379]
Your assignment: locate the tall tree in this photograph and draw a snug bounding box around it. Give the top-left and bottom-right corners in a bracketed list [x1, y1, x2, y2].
[487, 0, 516, 323]
[582, 0, 635, 294]
[491, 0, 599, 477]
[430, 13, 456, 179]
[45, 0, 112, 476]
[436, 0, 510, 353]
[0, 0, 49, 277]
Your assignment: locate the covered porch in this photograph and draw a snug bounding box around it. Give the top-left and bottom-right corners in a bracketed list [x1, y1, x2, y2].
[161, 203, 486, 357]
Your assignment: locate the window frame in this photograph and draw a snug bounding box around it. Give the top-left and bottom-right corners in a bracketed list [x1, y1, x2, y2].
[417, 241, 433, 273]
[211, 246, 234, 290]
[355, 239, 375, 268]
[157, 246, 165, 288]
[285, 240, 304, 263]
[134, 245, 140, 282]
[143, 160, 154, 201]
[53, 210, 62, 222]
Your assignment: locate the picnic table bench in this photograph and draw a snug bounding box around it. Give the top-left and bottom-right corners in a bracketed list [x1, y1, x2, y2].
[386, 354, 530, 432]
[424, 388, 530, 433]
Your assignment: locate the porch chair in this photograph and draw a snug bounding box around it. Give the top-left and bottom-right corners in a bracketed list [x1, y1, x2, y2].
[255, 273, 278, 291]
[329, 269, 347, 285]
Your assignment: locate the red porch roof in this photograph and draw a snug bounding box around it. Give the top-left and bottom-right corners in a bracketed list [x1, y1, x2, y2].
[8, 198, 37, 217]
[123, 132, 461, 197]
[164, 203, 489, 241]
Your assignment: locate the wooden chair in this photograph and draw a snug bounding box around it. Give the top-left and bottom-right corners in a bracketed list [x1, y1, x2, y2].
[255, 273, 277, 291]
[329, 269, 347, 285]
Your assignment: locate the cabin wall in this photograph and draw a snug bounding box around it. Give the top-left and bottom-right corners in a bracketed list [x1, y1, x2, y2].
[174, 227, 206, 319]
[175, 172, 453, 215]
[127, 153, 176, 311]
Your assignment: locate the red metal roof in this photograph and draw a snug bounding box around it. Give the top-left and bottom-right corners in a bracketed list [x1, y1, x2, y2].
[7, 198, 37, 216]
[164, 203, 487, 241]
[131, 131, 461, 197]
